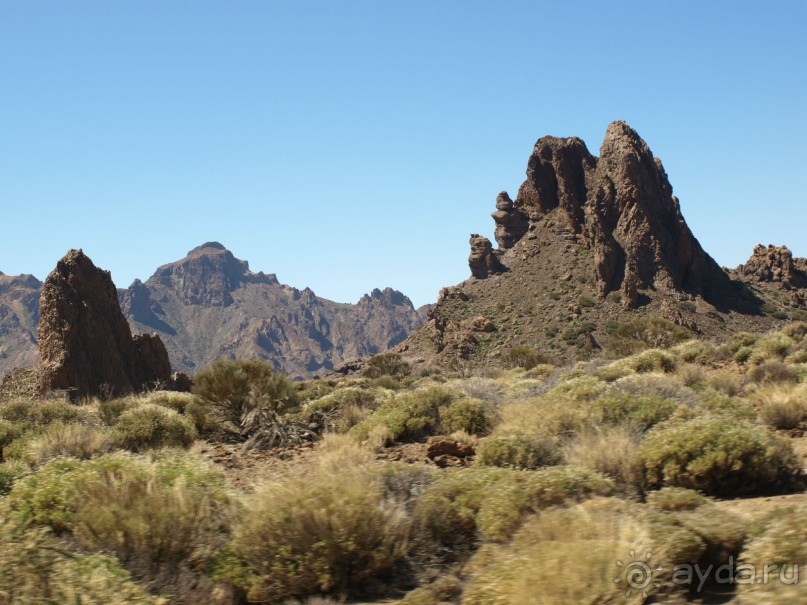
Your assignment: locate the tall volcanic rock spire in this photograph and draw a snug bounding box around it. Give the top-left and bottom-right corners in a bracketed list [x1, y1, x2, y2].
[406, 121, 760, 365]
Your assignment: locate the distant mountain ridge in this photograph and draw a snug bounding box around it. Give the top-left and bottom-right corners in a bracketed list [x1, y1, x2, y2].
[0, 243, 430, 379]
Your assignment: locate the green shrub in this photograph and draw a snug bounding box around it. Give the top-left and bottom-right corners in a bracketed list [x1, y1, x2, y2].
[0, 420, 23, 459]
[350, 386, 460, 443]
[223, 469, 407, 602]
[640, 415, 801, 497]
[99, 397, 139, 425]
[0, 398, 86, 427]
[193, 359, 299, 432]
[501, 346, 551, 370]
[362, 352, 412, 380]
[606, 317, 692, 358]
[8, 452, 232, 580]
[476, 434, 562, 470]
[112, 404, 197, 452]
[0, 460, 28, 495]
[474, 466, 615, 543]
[592, 392, 677, 432]
[0, 516, 158, 604]
[440, 398, 492, 435]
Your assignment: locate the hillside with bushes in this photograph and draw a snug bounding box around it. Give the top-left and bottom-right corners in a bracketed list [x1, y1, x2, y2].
[1, 318, 806, 604]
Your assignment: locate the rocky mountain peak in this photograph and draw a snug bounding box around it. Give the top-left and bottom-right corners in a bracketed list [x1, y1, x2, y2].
[471, 120, 737, 309]
[149, 243, 272, 307]
[359, 287, 414, 309]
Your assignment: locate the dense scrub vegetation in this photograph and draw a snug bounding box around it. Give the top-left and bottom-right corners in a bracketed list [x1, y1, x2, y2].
[0, 323, 806, 603]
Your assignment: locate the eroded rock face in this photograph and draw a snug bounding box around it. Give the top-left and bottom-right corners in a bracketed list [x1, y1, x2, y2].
[38, 250, 171, 398]
[735, 245, 807, 290]
[498, 121, 735, 308]
[468, 234, 505, 279]
[491, 191, 529, 249]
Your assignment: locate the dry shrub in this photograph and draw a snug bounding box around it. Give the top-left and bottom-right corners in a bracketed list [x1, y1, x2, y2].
[147, 390, 195, 414]
[640, 415, 801, 497]
[645, 487, 709, 512]
[675, 362, 706, 387]
[501, 346, 551, 370]
[736, 509, 807, 604]
[112, 403, 197, 452]
[565, 426, 644, 495]
[222, 454, 407, 603]
[448, 377, 505, 404]
[705, 368, 744, 397]
[461, 500, 651, 605]
[748, 361, 798, 385]
[592, 392, 678, 432]
[608, 372, 696, 406]
[18, 422, 113, 466]
[754, 384, 807, 429]
[606, 316, 692, 358]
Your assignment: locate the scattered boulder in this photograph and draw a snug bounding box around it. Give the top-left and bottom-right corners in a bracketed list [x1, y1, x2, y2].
[468, 234, 505, 279]
[426, 435, 475, 467]
[491, 191, 529, 249]
[465, 315, 495, 332]
[38, 250, 171, 398]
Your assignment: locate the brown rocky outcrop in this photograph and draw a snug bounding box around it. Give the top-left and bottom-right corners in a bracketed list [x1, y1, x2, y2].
[491, 191, 529, 249]
[468, 234, 505, 279]
[402, 121, 777, 369]
[734, 244, 807, 290]
[38, 250, 171, 398]
[506, 121, 736, 307]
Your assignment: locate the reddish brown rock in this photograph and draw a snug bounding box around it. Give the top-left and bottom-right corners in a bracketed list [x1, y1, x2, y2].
[38, 250, 171, 398]
[468, 234, 505, 279]
[734, 244, 807, 290]
[426, 435, 475, 459]
[491, 191, 529, 249]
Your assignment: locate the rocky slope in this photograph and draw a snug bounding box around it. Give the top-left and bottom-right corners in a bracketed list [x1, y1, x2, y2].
[402, 121, 806, 366]
[118, 242, 427, 378]
[0, 272, 41, 374]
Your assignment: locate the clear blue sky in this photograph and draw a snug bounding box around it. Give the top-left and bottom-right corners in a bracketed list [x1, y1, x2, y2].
[1, 1, 805, 307]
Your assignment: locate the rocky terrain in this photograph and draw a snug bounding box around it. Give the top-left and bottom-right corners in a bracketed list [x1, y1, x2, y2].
[402, 121, 807, 367]
[0, 272, 41, 372]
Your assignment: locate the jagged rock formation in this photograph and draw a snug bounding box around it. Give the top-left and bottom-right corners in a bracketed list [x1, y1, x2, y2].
[0, 272, 41, 374]
[404, 121, 796, 366]
[491, 191, 528, 249]
[468, 234, 505, 279]
[119, 243, 427, 378]
[38, 250, 171, 398]
[734, 245, 807, 290]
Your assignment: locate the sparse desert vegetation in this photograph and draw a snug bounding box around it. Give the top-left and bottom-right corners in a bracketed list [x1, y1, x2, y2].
[0, 321, 805, 603]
